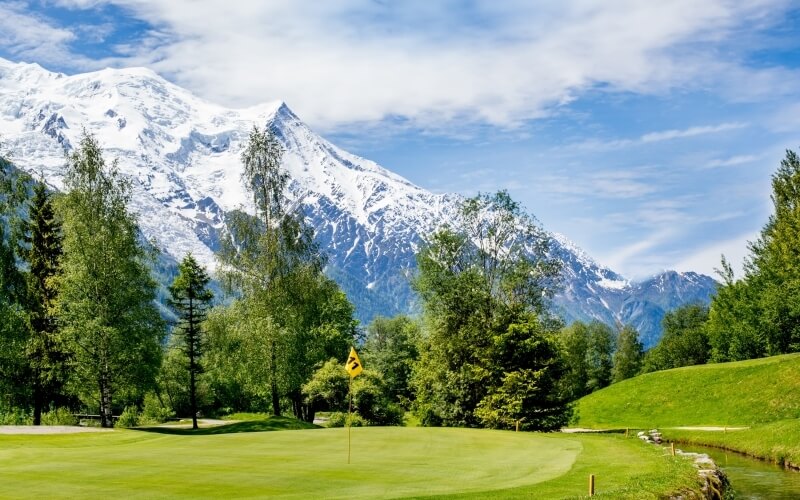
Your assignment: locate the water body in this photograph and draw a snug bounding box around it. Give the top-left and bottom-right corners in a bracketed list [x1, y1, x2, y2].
[678, 443, 800, 499]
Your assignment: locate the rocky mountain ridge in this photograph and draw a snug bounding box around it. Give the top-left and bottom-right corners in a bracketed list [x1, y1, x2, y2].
[0, 58, 716, 346]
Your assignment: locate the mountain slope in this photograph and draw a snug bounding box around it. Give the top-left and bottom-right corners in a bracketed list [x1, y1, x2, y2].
[0, 58, 715, 344]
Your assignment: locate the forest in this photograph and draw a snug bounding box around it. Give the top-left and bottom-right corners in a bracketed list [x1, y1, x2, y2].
[2, 128, 798, 430]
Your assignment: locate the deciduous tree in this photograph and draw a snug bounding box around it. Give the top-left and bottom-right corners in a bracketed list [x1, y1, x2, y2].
[56, 133, 165, 427]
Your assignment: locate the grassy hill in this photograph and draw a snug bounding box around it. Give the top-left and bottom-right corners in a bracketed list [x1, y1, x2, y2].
[574, 353, 800, 428]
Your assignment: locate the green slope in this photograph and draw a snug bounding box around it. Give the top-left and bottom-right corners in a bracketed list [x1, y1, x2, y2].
[0, 426, 699, 498]
[575, 353, 800, 428]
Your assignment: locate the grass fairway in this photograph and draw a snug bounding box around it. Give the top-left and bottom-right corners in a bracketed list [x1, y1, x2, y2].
[575, 353, 800, 428]
[0, 424, 699, 498]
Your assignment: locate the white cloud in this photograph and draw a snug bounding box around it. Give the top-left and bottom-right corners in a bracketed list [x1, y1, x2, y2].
[0, 3, 76, 64]
[705, 154, 759, 168]
[673, 231, 756, 278]
[33, 0, 796, 130]
[574, 122, 748, 151]
[640, 122, 747, 143]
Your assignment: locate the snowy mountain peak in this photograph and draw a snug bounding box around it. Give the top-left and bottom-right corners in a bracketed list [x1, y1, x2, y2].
[0, 58, 716, 344]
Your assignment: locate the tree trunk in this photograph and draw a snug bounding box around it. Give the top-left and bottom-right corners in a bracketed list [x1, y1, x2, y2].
[99, 366, 113, 428]
[270, 341, 281, 416]
[190, 367, 197, 430]
[32, 384, 42, 426]
[271, 378, 281, 417]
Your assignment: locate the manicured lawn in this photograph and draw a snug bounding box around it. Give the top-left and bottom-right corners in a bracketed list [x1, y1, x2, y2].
[0, 425, 699, 498]
[575, 353, 800, 428]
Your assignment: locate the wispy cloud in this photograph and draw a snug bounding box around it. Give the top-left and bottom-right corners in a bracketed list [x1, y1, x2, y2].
[12, 0, 795, 130]
[674, 231, 757, 278]
[705, 154, 759, 168]
[574, 122, 748, 151]
[641, 122, 747, 142]
[540, 170, 659, 200]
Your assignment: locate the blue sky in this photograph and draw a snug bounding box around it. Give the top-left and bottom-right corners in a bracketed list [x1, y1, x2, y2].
[3, 0, 800, 279]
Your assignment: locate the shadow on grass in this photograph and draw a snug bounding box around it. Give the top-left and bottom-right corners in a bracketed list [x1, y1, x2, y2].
[133, 416, 320, 436]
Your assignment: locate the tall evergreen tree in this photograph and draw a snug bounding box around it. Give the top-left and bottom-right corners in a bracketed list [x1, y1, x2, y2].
[0, 155, 32, 414]
[168, 254, 213, 430]
[56, 133, 165, 427]
[23, 181, 68, 425]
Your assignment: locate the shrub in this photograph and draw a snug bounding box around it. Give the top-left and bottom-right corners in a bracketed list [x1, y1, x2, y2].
[0, 408, 31, 425]
[139, 393, 173, 425]
[41, 408, 78, 426]
[117, 406, 140, 428]
[326, 412, 366, 428]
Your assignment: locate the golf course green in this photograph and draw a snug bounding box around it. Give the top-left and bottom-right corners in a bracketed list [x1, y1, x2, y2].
[0, 424, 699, 498]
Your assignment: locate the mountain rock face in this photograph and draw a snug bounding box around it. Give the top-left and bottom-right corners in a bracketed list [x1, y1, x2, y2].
[0, 58, 716, 347]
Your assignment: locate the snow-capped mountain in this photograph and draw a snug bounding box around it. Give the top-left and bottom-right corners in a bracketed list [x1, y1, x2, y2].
[0, 58, 715, 346]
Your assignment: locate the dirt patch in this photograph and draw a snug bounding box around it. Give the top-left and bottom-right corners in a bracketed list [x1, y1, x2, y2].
[0, 425, 113, 434]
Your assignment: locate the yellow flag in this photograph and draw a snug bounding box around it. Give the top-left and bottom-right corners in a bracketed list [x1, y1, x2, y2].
[345, 347, 363, 378]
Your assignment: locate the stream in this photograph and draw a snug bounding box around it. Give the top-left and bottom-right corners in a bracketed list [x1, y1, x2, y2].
[678, 444, 800, 499]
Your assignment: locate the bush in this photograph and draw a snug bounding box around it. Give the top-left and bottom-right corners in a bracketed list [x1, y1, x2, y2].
[326, 412, 366, 428]
[117, 406, 140, 428]
[0, 408, 31, 425]
[41, 408, 78, 426]
[139, 393, 173, 425]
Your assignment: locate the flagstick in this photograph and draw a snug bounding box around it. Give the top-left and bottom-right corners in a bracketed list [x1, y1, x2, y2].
[348, 376, 352, 465]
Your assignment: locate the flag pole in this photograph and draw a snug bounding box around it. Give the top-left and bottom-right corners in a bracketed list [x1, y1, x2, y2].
[348, 375, 352, 465]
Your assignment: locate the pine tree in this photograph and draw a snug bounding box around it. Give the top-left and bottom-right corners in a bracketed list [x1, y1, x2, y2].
[0, 156, 32, 415]
[168, 254, 213, 430]
[56, 133, 165, 427]
[23, 181, 67, 425]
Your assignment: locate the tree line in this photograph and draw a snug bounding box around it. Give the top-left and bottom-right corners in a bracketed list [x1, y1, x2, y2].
[4, 127, 796, 430]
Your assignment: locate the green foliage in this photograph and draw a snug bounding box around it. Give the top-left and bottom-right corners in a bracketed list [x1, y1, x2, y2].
[168, 253, 213, 429]
[214, 126, 357, 421]
[22, 180, 69, 424]
[559, 321, 616, 398]
[351, 371, 404, 426]
[575, 353, 800, 428]
[302, 359, 349, 412]
[612, 325, 644, 382]
[708, 150, 800, 361]
[140, 392, 173, 424]
[643, 303, 709, 372]
[0, 158, 33, 414]
[362, 315, 419, 403]
[0, 406, 31, 425]
[325, 411, 366, 427]
[55, 133, 165, 427]
[40, 407, 78, 426]
[475, 321, 572, 431]
[117, 406, 140, 428]
[411, 191, 566, 428]
[302, 359, 403, 426]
